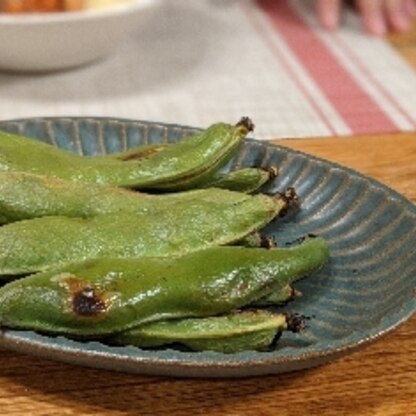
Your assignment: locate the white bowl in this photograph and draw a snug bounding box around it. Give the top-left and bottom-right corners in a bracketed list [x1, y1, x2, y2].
[0, 0, 158, 72]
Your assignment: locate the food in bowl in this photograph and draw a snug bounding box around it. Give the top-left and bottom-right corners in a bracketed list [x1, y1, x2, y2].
[0, 0, 133, 13]
[0, 0, 158, 72]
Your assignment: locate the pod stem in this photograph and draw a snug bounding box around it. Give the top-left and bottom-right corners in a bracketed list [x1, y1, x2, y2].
[284, 313, 309, 333]
[262, 166, 279, 180]
[275, 187, 300, 217]
[236, 117, 255, 134]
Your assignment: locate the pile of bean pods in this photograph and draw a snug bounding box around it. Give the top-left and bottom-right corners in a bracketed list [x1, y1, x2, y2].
[0, 118, 329, 353]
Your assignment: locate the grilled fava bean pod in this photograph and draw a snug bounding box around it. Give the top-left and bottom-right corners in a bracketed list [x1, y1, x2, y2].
[252, 285, 300, 307]
[105, 142, 277, 193]
[202, 166, 279, 193]
[0, 238, 329, 337]
[0, 118, 253, 190]
[0, 171, 276, 224]
[0, 191, 294, 277]
[110, 310, 304, 353]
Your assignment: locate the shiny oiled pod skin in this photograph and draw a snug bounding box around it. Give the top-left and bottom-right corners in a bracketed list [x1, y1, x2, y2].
[105, 142, 279, 193]
[202, 166, 279, 193]
[0, 238, 329, 337]
[253, 284, 299, 307]
[0, 190, 292, 277]
[0, 171, 275, 224]
[0, 119, 253, 190]
[110, 310, 303, 354]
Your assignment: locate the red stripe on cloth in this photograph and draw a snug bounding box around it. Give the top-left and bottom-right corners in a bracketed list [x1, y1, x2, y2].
[332, 34, 416, 129]
[241, 2, 338, 135]
[257, 0, 398, 135]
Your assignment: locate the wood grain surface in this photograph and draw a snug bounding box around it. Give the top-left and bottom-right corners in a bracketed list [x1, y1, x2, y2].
[1, 23, 416, 416]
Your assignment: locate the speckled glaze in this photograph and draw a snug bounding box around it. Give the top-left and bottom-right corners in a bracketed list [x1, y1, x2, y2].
[0, 117, 414, 378]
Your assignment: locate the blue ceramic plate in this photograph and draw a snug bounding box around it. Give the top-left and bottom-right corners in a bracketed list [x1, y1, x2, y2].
[0, 117, 414, 378]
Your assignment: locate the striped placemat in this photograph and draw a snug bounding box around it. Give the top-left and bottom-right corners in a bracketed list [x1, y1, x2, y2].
[252, 0, 416, 137]
[1, 0, 416, 140]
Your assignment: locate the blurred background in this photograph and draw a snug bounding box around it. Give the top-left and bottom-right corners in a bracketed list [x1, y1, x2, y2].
[1, 0, 416, 139]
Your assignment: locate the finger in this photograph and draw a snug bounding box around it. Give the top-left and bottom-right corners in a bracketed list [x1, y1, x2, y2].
[356, 0, 387, 35]
[385, 0, 412, 32]
[404, 0, 416, 17]
[317, 0, 343, 30]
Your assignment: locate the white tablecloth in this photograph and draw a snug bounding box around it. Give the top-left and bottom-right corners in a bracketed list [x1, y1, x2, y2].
[1, 0, 416, 140]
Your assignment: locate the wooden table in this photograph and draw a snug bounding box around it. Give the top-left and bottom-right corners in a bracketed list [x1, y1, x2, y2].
[1, 30, 415, 416]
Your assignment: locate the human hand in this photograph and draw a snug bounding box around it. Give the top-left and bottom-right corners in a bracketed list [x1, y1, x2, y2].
[317, 0, 416, 35]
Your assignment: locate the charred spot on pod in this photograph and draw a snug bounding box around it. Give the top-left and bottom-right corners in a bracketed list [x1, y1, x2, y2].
[53, 273, 110, 318]
[118, 146, 166, 161]
[72, 286, 108, 317]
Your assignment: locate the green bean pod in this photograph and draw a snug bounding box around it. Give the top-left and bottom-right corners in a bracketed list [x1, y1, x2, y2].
[105, 144, 277, 194]
[110, 310, 304, 353]
[202, 166, 279, 193]
[0, 191, 292, 277]
[0, 119, 253, 190]
[0, 238, 329, 337]
[0, 171, 273, 224]
[252, 285, 300, 307]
